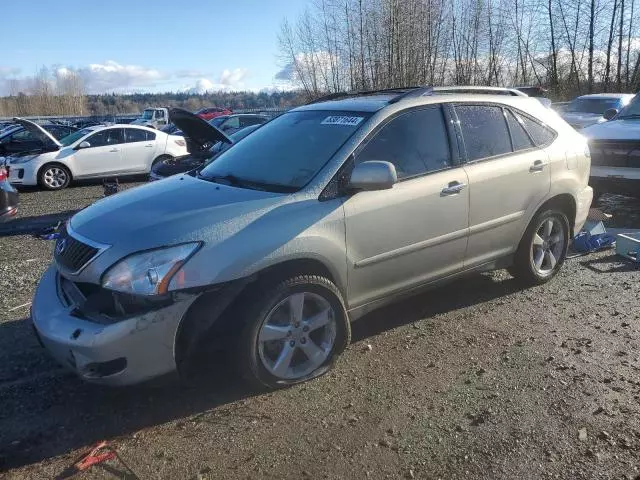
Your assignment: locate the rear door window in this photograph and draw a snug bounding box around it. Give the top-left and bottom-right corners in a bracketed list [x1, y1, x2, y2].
[356, 106, 451, 179]
[455, 105, 512, 161]
[86, 128, 125, 148]
[125, 128, 151, 143]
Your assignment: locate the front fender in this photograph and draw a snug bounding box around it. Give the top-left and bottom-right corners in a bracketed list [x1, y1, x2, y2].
[175, 198, 348, 297]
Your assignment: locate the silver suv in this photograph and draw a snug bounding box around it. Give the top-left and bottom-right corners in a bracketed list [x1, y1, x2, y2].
[31, 87, 593, 388]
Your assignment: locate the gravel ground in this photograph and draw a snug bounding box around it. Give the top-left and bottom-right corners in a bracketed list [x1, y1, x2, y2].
[1, 185, 639, 480]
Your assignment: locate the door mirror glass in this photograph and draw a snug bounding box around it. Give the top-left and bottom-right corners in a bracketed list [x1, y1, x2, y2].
[603, 108, 618, 120]
[78, 141, 91, 149]
[348, 161, 397, 191]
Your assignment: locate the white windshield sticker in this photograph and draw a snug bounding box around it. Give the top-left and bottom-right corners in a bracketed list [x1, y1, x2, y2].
[321, 116, 364, 126]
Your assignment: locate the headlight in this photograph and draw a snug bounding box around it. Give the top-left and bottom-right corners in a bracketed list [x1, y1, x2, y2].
[101, 243, 201, 296]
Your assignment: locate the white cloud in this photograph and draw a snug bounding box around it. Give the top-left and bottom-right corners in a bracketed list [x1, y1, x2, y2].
[72, 60, 164, 93]
[0, 66, 21, 78]
[275, 51, 339, 90]
[181, 68, 252, 93]
[219, 68, 248, 88]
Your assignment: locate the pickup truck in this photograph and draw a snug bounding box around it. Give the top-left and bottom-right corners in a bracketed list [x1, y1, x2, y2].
[131, 107, 170, 129]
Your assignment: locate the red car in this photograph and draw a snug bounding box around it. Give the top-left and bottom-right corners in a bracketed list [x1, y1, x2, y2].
[195, 107, 232, 121]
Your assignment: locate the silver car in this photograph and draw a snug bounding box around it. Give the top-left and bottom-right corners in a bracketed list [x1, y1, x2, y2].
[31, 87, 593, 388]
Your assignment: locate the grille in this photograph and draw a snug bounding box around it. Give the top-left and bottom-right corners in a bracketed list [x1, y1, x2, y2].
[54, 226, 100, 273]
[589, 140, 640, 168]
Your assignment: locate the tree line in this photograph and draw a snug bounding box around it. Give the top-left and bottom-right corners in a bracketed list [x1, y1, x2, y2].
[278, 0, 640, 100]
[0, 67, 304, 118]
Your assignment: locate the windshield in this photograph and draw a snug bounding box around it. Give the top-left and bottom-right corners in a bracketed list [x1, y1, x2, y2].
[59, 128, 94, 147]
[141, 109, 154, 120]
[209, 116, 228, 127]
[566, 98, 621, 114]
[617, 95, 640, 118]
[199, 110, 370, 191]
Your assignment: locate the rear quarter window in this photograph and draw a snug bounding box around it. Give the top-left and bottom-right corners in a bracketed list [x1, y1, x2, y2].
[515, 112, 556, 147]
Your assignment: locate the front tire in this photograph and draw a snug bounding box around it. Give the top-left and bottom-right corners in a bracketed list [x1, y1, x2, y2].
[509, 209, 570, 285]
[38, 164, 71, 190]
[237, 275, 350, 390]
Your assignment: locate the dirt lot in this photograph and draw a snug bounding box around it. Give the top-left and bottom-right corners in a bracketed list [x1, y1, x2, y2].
[1, 183, 639, 479]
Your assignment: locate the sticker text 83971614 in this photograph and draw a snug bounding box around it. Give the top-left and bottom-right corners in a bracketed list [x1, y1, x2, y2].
[321, 116, 364, 126]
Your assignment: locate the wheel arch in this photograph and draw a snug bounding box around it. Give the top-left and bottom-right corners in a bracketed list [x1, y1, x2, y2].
[152, 153, 172, 165]
[173, 256, 344, 381]
[534, 194, 577, 237]
[37, 161, 74, 182]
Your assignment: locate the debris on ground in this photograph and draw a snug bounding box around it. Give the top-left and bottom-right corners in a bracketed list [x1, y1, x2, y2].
[578, 428, 588, 442]
[615, 231, 640, 264]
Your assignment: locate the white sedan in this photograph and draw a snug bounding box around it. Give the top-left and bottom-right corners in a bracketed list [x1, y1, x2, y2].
[7, 118, 188, 190]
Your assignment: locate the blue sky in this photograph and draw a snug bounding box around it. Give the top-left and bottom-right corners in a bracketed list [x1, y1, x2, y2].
[0, 0, 311, 95]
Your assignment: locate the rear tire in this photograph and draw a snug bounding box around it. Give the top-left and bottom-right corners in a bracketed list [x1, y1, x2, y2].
[151, 155, 171, 170]
[236, 275, 350, 390]
[508, 209, 570, 285]
[38, 164, 71, 190]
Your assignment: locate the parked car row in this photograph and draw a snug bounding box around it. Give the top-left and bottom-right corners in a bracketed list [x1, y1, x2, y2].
[0, 107, 269, 193]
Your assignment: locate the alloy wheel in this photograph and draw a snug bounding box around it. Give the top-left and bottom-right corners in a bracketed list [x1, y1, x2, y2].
[530, 217, 566, 276]
[43, 167, 68, 189]
[257, 292, 337, 380]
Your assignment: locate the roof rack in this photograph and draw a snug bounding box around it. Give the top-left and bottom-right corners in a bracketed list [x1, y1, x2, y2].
[305, 86, 434, 105]
[432, 86, 527, 97]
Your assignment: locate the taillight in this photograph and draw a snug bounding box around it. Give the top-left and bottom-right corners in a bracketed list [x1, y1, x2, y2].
[0, 167, 7, 182]
[174, 139, 186, 147]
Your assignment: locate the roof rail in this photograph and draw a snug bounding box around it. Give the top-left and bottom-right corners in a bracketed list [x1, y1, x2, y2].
[388, 86, 434, 103]
[305, 86, 434, 105]
[305, 92, 350, 105]
[433, 86, 527, 97]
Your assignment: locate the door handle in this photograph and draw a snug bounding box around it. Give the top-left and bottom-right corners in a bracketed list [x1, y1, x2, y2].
[144, 144, 153, 147]
[109, 148, 119, 152]
[441, 181, 467, 196]
[529, 160, 548, 172]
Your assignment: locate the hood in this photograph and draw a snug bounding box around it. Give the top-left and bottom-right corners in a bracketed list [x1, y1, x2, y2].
[12, 118, 61, 148]
[69, 174, 283, 246]
[562, 111, 604, 128]
[582, 118, 640, 140]
[169, 108, 232, 147]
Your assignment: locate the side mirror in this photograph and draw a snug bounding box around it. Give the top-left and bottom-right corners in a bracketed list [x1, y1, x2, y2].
[77, 141, 91, 149]
[348, 160, 397, 191]
[603, 108, 618, 120]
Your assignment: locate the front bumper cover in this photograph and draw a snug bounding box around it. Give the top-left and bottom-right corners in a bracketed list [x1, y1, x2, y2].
[31, 265, 199, 386]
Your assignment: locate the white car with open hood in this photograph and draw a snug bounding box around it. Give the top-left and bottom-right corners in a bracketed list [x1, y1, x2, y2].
[7, 118, 188, 190]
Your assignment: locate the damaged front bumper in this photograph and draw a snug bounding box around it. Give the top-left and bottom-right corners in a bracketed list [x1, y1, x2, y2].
[31, 265, 199, 386]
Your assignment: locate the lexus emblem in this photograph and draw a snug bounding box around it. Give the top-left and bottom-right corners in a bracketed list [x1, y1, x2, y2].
[55, 238, 67, 256]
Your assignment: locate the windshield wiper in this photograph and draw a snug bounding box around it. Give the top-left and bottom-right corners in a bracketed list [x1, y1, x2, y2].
[199, 173, 245, 187]
[197, 172, 297, 193]
[617, 114, 640, 119]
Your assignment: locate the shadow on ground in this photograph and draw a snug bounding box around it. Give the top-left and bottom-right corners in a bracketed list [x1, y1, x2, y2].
[579, 252, 639, 273]
[0, 210, 77, 237]
[0, 273, 525, 473]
